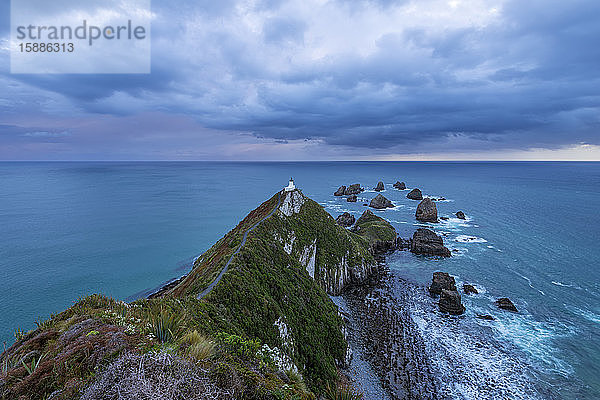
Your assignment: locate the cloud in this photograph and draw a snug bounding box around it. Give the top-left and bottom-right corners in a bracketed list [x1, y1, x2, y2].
[0, 0, 599, 159]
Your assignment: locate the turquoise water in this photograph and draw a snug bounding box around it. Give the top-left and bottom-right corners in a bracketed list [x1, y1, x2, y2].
[1, 161, 599, 398]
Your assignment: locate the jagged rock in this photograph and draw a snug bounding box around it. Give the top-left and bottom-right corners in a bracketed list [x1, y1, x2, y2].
[369, 194, 394, 209]
[463, 284, 478, 295]
[374, 181, 385, 191]
[411, 229, 451, 257]
[428, 271, 456, 295]
[393, 181, 406, 190]
[496, 298, 518, 312]
[345, 184, 364, 195]
[456, 211, 466, 219]
[334, 186, 346, 196]
[347, 194, 357, 202]
[440, 216, 449, 220]
[407, 188, 423, 200]
[336, 212, 355, 227]
[439, 289, 465, 315]
[415, 198, 438, 222]
[477, 314, 495, 320]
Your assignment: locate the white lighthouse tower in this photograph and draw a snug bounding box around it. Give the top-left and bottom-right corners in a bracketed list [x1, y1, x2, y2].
[284, 177, 296, 192]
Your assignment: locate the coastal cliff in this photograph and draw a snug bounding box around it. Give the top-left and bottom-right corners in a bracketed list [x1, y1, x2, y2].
[1, 189, 387, 400]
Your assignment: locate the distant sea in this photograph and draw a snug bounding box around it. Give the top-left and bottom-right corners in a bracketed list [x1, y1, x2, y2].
[1, 161, 599, 398]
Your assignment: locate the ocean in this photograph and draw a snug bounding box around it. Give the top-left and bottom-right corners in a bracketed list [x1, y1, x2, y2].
[1, 161, 599, 398]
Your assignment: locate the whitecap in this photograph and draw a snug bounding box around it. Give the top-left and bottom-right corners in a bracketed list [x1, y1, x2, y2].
[454, 235, 488, 243]
[551, 281, 582, 290]
[565, 305, 600, 325]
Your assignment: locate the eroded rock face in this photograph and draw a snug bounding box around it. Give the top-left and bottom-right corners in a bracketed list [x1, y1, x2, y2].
[334, 186, 346, 196]
[279, 190, 306, 216]
[496, 298, 518, 312]
[336, 212, 355, 227]
[393, 181, 406, 190]
[463, 284, 478, 295]
[439, 289, 465, 315]
[407, 188, 423, 200]
[345, 184, 364, 195]
[374, 181, 385, 191]
[428, 271, 456, 295]
[347, 194, 357, 202]
[369, 194, 394, 209]
[456, 211, 466, 220]
[411, 229, 451, 257]
[416, 198, 438, 222]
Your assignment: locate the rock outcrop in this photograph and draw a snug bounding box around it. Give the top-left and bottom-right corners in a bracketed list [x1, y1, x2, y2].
[463, 284, 478, 295]
[407, 188, 423, 200]
[345, 277, 441, 399]
[347, 194, 357, 202]
[428, 272, 456, 295]
[439, 289, 465, 315]
[374, 181, 385, 191]
[369, 194, 394, 209]
[334, 186, 346, 196]
[352, 210, 398, 257]
[345, 184, 364, 195]
[410, 229, 451, 257]
[336, 212, 355, 227]
[496, 298, 518, 312]
[456, 211, 466, 220]
[415, 198, 438, 222]
[393, 181, 406, 190]
[477, 314, 495, 320]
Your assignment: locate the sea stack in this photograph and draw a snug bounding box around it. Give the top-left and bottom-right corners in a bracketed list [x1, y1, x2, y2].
[496, 298, 518, 312]
[456, 211, 466, 220]
[415, 198, 438, 222]
[369, 194, 394, 209]
[336, 212, 355, 227]
[345, 184, 364, 195]
[347, 194, 357, 202]
[407, 188, 423, 200]
[374, 181, 385, 191]
[410, 229, 451, 257]
[334, 186, 346, 196]
[429, 271, 457, 295]
[393, 181, 406, 190]
[439, 289, 465, 315]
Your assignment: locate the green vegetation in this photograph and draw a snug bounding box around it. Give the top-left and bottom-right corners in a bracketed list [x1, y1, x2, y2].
[352, 210, 397, 244]
[324, 382, 364, 400]
[147, 306, 181, 343]
[0, 190, 389, 399]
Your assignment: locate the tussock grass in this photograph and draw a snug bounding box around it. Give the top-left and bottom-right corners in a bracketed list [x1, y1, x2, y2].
[180, 330, 216, 361]
[324, 382, 364, 400]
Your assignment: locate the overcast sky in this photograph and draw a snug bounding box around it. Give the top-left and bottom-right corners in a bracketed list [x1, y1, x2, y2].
[1, 0, 599, 160]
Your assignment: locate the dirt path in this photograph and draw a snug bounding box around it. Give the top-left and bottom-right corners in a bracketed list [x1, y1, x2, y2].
[197, 191, 282, 299]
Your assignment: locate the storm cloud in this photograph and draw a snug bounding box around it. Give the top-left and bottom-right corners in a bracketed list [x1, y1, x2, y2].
[0, 0, 599, 160]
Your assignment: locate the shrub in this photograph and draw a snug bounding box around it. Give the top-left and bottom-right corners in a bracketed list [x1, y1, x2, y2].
[216, 332, 260, 361]
[147, 307, 181, 343]
[80, 352, 233, 400]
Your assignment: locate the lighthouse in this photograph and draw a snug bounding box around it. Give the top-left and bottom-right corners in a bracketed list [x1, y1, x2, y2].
[284, 178, 296, 192]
